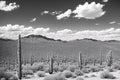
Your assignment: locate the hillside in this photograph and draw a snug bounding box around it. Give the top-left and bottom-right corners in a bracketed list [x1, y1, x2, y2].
[0, 35, 120, 61]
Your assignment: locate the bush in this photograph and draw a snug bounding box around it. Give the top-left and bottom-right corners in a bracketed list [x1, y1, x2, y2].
[22, 69, 34, 77]
[84, 75, 89, 78]
[36, 71, 46, 77]
[76, 77, 84, 80]
[43, 72, 66, 80]
[89, 66, 98, 72]
[62, 70, 73, 78]
[112, 63, 120, 70]
[22, 64, 33, 71]
[74, 70, 84, 76]
[0, 71, 18, 80]
[53, 65, 59, 72]
[81, 69, 90, 73]
[58, 65, 68, 72]
[106, 67, 114, 72]
[67, 65, 77, 72]
[91, 74, 96, 77]
[32, 63, 45, 72]
[100, 71, 116, 79]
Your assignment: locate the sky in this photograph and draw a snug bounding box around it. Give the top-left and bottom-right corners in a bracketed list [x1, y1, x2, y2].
[0, 0, 120, 41]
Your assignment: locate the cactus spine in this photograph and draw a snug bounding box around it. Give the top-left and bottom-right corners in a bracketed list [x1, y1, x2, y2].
[17, 35, 22, 79]
[106, 50, 113, 67]
[49, 56, 54, 74]
[78, 52, 82, 70]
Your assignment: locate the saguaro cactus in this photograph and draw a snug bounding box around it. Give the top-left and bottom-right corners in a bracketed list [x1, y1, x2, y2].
[17, 35, 22, 79]
[78, 52, 83, 70]
[100, 51, 103, 65]
[49, 56, 54, 74]
[106, 50, 113, 67]
[100, 47, 103, 65]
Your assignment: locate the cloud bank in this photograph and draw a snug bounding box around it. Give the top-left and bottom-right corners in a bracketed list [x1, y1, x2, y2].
[73, 2, 105, 19]
[0, 24, 120, 41]
[41, 2, 106, 20]
[0, 1, 19, 11]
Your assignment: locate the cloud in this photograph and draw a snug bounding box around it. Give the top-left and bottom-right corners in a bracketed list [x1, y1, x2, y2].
[109, 21, 116, 24]
[95, 23, 100, 26]
[56, 9, 72, 20]
[30, 18, 37, 22]
[0, 1, 19, 11]
[73, 2, 105, 19]
[41, 11, 62, 16]
[41, 11, 49, 15]
[1, 24, 120, 41]
[103, 0, 109, 3]
[51, 11, 62, 15]
[0, 24, 50, 39]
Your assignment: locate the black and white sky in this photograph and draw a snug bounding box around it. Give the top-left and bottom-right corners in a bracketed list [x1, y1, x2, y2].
[0, 0, 120, 41]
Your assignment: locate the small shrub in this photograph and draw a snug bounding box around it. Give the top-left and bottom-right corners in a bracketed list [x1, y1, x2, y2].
[53, 65, 59, 72]
[107, 67, 114, 72]
[74, 70, 84, 76]
[22, 64, 32, 70]
[32, 63, 45, 72]
[0, 71, 18, 80]
[91, 74, 96, 77]
[89, 66, 98, 72]
[44, 67, 50, 73]
[36, 71, 46, 77]
[43, 72, 66, 80]
[67, 65, 76, 72]
[112, 63, 120, 70]
[22, 69, 34, 77]
[84, 75, 89, 78]
[76, 77, 84, 80]
[62, 70, 73, 78]
[100, 71, 116, 79]
[59, 65, 68, 72]
[81, 69, 89, 73]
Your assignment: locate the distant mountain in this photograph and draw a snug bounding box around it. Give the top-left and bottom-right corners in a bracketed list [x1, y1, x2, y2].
[0, 35, 120, 63]
[0, 38, 14, 41]
[23, 34, 56, 41]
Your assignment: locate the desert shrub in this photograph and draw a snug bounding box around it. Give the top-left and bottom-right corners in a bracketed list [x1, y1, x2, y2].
[112, 63, 120, 70]
[22, 69, 34, 77]
[84, 75, 89, 78]
[100, 71, 116, 79]
[89, 66, 98, 72]
[76, 77, 84, 80]
[0, 71, 18, 80]
[36, 71, 46, 77]
[22, 64, 33, 71]
[53, 65, 59, 72]
[74, 70, 84, 76]
[0, 67, 6, 72]
[32, 62, 45, 72]
[44, 67, 50, 73]
[106, 67, 114, 72]
[43, 72, 66, 80]
[81, 68, 90, 73]
[62, 70, 73, 78]
[72, 74, 77, 78]
[91, 74, 96, 77]
[58, 65, 68, 72]
[67, 65, 77, 72]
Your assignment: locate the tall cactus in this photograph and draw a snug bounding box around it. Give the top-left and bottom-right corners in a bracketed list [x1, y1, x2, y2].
[17, 35, 22, 79]
[78, 52, 83, 70]
[49, 56, 54, 74]
[100, 47, 103, 65]
[106, 50, 113, 67]
[100, 50, 103, 65]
